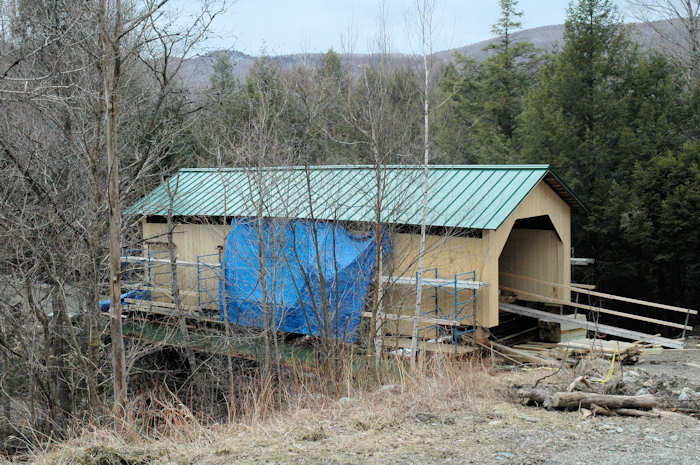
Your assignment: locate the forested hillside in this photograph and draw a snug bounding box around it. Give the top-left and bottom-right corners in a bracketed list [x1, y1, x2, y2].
[0, 0, 697, 457]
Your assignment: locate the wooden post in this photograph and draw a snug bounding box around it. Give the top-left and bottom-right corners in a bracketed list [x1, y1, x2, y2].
[218, 245, 235, 418]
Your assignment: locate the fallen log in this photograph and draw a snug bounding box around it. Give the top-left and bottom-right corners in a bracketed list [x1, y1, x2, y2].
[517, 388, 549, 405]
[590, 403, 614, 416]
[545, 392, 657, 410]
[616, 408, 660, 418]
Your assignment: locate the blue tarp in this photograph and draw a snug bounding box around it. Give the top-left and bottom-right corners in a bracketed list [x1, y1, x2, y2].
[219, 219, 389, 342]
[99, 290, 151, 312]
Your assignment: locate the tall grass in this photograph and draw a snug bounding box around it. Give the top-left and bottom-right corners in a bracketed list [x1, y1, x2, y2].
[17, 351, 494, 464]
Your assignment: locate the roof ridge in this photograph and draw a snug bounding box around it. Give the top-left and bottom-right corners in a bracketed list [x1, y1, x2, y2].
[178, 164, 551, 172]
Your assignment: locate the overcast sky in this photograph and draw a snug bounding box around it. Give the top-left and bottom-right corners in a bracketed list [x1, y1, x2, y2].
[175, 0, 630, 56]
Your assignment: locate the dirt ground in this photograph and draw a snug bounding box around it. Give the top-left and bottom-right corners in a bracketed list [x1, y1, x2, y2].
[197, 352, 700, 465]
[636, 349, 700, 385]
[194, 400, 698, 465]
[211, 398, 698, 464]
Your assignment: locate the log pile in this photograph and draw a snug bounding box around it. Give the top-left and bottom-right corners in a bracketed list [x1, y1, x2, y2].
[518, 387, 660, 417]
[515, 351, 663, 417]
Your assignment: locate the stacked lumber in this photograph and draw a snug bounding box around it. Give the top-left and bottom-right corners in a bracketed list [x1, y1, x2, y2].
[559, 337, 663, 362]
[505, 337, 662, 366]
[509, 341, 572, 365]
[538, 314, 587, 342]
[481, 341, 561, 366]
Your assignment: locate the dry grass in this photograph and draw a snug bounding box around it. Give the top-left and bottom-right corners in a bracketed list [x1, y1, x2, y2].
[12, 353, 501, 465]
[10, 358, 698, 465]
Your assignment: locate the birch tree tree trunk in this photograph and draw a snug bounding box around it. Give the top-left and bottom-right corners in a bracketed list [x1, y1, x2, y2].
[410, 0, 434, 371]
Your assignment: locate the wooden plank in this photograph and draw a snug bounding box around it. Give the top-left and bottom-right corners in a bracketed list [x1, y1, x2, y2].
[489, 341, 560, 366]
[571, 283, 596, 290]
[499, 303, 685, 349]
[558, 339, 635, 354]
[571, 258, 595, 266]
[124, 302, 224, 325]
[384, 336, 476, 355]
[501, 272, 697, 316]
[123, 297, 209, 312]
[120, 255, 220, 268]
[123, 283, 199, 297]
[123, 298, 222, 321]
[500, 286, 692, 331]
[382, 275, 488, 290]
[361, 311, 463, 327]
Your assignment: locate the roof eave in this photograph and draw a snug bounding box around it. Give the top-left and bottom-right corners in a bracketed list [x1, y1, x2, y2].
[543, 170, 588, 214]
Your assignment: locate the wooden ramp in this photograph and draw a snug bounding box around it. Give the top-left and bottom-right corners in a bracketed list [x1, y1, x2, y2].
[499, 303, 685, 349]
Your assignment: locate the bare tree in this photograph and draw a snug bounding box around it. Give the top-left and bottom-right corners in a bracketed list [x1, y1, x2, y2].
[98, 0, 224, 422]
[0, 0, 223, 441]
[326, 6, 423, 369]
[627, 0, 700, 82]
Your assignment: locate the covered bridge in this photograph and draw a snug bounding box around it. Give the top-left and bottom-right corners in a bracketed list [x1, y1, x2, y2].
[125, 164, 585, 343]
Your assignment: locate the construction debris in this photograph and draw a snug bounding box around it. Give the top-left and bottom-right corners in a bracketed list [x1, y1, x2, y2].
[514, 346, 700, 418]
[503, 337, 664, 366]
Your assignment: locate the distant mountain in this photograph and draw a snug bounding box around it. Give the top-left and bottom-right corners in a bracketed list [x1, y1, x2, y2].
[177, 19, 683, 90]
[433, 24, 567, 62]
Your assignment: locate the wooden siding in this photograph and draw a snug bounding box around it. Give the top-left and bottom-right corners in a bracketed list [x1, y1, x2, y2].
[499, 228, 566, 301]
[480, 180, 572, 326]
[384, 233, 484, 337]
[141, 221, 227, 307]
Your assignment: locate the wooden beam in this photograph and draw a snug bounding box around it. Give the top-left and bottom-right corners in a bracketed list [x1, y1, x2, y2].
[120, 256, 220, 268]
[499, 286, 692, 331]
[123, 298, 220, 317]
[361, 311, 464, 327]
[499, 302, 685, 349]
[123, 283, 199, 297]
[383, 336, 476, 355]
[500, 272, 697, 316]
[488, 341, 560, 366]
[123, 301, 223, 325]
[571, 283, 596, 290]
[382, 275, 488, 290]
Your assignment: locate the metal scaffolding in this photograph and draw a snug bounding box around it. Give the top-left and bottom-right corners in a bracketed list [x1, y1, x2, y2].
[381, 270, 488, 347]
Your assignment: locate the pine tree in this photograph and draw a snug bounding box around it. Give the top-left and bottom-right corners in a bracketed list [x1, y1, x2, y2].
[210, 51, 237, 95]
[437, 0, 537, 163]
[519, 0, 632, 204]
[518, 0, 698, 310]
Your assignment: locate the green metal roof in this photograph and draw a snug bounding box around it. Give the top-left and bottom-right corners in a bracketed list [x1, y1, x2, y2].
[126, 165, 584, 230]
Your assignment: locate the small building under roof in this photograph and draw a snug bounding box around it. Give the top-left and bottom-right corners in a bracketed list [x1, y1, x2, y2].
[126, 164, 585, 338]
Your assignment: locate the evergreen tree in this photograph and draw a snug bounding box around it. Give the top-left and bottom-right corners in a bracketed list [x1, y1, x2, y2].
[210, 51, 238, 95]
[519, 0, 632, 222]
[437, 0, 537, 163]
[197, 52, 244, 160]
[519, 0, 698, 311]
